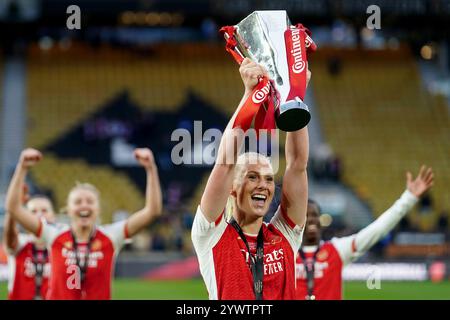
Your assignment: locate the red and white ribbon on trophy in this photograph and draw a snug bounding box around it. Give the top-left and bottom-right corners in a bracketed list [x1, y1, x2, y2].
[220, 24, 316, 133]
[284, 24, 316, 104]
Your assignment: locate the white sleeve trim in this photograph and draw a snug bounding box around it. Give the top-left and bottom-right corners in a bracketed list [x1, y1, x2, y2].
[191, 205, 228, 256]
[331, 235, 357, 266]
[99, 220, 128, 255]
[38, 219, 66, 247]
[191, 206, 227, 300]
[270, 206, 305, 254]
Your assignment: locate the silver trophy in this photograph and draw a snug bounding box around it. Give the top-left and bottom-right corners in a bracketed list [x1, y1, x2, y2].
[224, 11, 313, 132]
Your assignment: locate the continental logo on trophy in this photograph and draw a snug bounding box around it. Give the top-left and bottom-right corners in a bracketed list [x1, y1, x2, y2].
[220, 10, 317, 132]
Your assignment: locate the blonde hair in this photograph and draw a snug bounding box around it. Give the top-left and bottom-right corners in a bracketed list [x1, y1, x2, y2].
[225, 152, 273, 221]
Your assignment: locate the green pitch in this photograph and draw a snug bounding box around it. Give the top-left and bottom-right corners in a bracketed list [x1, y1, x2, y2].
[1, 279, 450, 300]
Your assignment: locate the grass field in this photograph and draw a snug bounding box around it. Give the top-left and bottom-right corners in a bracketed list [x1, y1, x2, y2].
[1, 279, 450, 300]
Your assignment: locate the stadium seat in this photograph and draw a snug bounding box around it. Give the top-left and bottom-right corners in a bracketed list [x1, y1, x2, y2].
[311, 47, 450, 231]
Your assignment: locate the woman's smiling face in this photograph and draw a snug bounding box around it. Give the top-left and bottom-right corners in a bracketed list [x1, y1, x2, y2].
[67, 188, 100, 229]
[233, 158, 275, 219]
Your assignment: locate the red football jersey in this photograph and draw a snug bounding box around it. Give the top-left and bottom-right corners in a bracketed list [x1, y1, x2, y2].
[295, 237, 356, 300]
[296, 190, 419, 300]
[37, 220, 128, 300]
[192, 206, 304, 300]
[7, 234, 50, 300]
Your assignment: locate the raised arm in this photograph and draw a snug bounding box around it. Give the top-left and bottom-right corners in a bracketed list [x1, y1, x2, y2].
[280, 69, 311, 228]
[3, 213, 19, 252]
[333, 165, 434, 264]
[2, 184, 30, 252]
[200, 58, 268, 222]
[126, 148, 163, 237]
[5, 149, 42, 235]
[353, 165, 434, 252]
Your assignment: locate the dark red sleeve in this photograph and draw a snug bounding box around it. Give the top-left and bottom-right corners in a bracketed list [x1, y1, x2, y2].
[36, 219, 43, 238]
[215, 211, 224, 226]
[280, 205, 297, 229]
[124, 221, 130, 239]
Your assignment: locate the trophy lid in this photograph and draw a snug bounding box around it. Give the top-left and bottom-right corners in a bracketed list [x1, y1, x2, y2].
[253, 10, 292, 27]
[236, 11, 291, 34]
[235, 10, 291, 86]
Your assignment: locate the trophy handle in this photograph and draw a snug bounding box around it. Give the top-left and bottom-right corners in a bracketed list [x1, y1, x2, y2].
[223, 32, 245, 64]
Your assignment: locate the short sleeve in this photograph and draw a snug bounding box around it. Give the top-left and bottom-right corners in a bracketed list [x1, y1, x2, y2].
[100, 220, 129, 254]
[270, 206, 305, 253]
[36, 218, 64, 246]
[331, 235, 361, 266]
[191, 206, 228, 256]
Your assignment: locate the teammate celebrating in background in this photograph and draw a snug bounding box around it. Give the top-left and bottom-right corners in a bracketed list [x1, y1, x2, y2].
[6, 147, 162, 300]
[3, 185, 55, 300]
[296, 165, 434, 300]
[192, 58, 310, 300]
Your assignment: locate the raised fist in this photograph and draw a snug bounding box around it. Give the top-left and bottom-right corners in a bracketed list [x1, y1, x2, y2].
[19, 148, 42, 169]
[134, 148, 155, 170]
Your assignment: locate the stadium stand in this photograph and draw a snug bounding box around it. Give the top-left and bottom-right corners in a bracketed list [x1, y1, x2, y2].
[26, 42, 241, 149]
[0, 53, 3, 164]
[25, 43, 450, 233]
[25, 42, 244, 227]
[0, 52, 5, 225]
[311, 47, 450, 231]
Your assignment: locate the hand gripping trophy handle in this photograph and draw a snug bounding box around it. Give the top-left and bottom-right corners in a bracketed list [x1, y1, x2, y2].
[221, 11, 316, 132]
